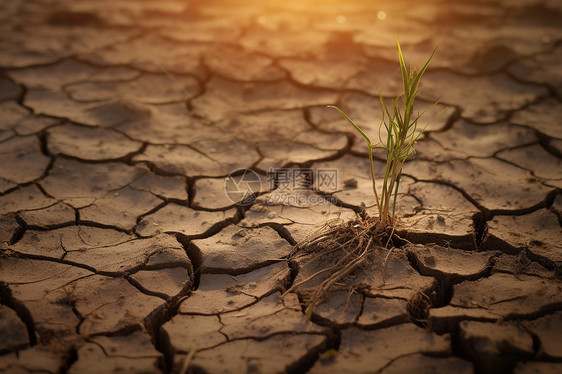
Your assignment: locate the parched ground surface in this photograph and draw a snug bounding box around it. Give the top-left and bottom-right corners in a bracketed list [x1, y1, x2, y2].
[1, 0, 561, 373]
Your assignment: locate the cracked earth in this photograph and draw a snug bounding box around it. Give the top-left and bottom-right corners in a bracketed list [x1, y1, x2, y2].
[0, 0, 561, 373]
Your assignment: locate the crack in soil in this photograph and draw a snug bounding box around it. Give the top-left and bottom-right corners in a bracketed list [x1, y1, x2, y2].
[0, 283, 37, 346]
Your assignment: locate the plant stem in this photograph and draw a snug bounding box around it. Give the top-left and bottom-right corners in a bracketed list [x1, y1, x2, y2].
[368, 145, 382, 216]
[327, 40, 437, 227]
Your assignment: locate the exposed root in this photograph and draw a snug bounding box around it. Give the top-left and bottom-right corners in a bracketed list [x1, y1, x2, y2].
[304, 240, 371, 319]
[289, 215, 401, 318]
[179, 350, 196, 374]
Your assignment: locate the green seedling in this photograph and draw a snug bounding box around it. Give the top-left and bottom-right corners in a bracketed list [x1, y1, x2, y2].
[328, 39, 439, 228]
[291, 40, 441, 320]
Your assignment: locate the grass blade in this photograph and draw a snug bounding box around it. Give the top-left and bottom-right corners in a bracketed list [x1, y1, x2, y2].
[328, 105, 372, 147]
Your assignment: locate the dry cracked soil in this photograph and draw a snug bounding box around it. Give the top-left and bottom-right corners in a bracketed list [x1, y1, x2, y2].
[0, 0, 561, 373]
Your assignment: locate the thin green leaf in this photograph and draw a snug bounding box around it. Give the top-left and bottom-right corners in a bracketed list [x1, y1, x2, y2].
[396, 38, 410, 98]
[327, 105, 372, 147]
[409, 46, 437, 98]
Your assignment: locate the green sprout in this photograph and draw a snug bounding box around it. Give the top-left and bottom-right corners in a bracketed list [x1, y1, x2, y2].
[328, 40, 439, 228]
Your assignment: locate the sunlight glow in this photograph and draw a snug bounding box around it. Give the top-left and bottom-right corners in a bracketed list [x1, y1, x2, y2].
[336, 15, 347, 24]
